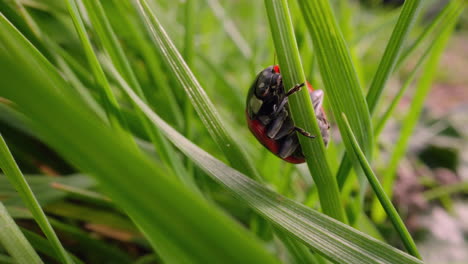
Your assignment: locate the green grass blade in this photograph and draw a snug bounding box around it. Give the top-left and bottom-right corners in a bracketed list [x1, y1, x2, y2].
[264, 0, 345, 222]
[0, 135, 73, 264]
[77, 0, 195, 191]
[0, 14, 279, 264]
[366, 0, 423, 113]
[111, 63, 423, 264]
[64, 0, 127, 133]
[374, 39, 434, 136]
[297, 0, 373, 156]
[396, 0, 465, 69]
[132, 0, 261, 180]
[371, 6, 464, 223]
[0, 202, 43, 264]
[340, 114, 421, 259]
[337, 0, 423, 191]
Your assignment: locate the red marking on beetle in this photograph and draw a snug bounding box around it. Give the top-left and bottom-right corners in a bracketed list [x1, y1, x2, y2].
[284, 155, 305, 164]
[306, 82, 314, 93]
[246, 111, 305, 164]
[246, 114, 279, 154]
[273, 65, 280, 73]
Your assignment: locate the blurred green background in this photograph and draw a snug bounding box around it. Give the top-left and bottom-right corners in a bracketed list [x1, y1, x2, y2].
[0, 0, 467, 263]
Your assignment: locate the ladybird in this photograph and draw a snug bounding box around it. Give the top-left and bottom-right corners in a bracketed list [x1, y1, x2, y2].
[246, 65, 329, 164]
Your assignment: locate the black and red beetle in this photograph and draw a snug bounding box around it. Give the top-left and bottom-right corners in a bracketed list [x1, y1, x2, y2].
[246, 65, 329, 164]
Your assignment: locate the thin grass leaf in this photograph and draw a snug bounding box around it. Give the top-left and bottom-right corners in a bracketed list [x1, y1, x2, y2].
[264, 0, 345, 222]
[374, 39, 434, 136]
[0, 14, 279, 264]
[110, 61, 423, 264]
[77, 0, 195, 190]
[0, 135, 73, 264]
[423, 182, 468, 201]
[110, 0, 185, 129]
[132, 0, 261, 180]
[371, 6, 464, 222]
[396, 0, 465, 69]
[336, 0, 422, 191]
[0, 202, 43, 264]
[297, 0, 373, 155]
[64, 0, 127, 134]
[340, 113, 420, 259]
[366, 0, 423, 113]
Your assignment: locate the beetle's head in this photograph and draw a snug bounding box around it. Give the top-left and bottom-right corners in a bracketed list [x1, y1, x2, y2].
[253, 65, 282, 99]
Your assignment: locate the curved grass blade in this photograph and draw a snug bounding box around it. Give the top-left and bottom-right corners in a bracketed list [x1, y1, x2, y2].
[366, 0, 423, 113]
[64, 0, 127, 134]
[340, 114, 420, 258]
[374, 39, 434, 136]
[371, 7, 464, 223]
[0, 14, 279, 264]
[76, 0, 195, 191]
[110, 61, 423, 264]
[0, 202, 43, 264]
[264, 0, 345, 222]
[396, 0, 465, 70]
[297, 0, 373, 198]
[132, 0, 261, 180]
[0, 135, 73, 264]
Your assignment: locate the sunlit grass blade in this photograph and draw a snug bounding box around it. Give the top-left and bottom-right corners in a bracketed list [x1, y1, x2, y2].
[374, 39, 434, 136]
[0, 134, 73, 264]
[366, 0, 423, 113]
[0, 14, 279, 264]
[77, 0, 194, 190]
[297, 0, 373, 155]
[396, 0, 465, 69]
[340, 113, 420, 258]
[110, 62, 423, 264]
[371, 7, 464, 222]
[132, 0, 261, 180]
[64, 0, 127, 134]
[336, 0, 422, 192]
[0, 202, 43, 264]
[264, 0, 345, 222]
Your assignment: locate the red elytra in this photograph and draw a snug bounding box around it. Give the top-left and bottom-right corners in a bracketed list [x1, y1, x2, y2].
[246, 65, 329, 163]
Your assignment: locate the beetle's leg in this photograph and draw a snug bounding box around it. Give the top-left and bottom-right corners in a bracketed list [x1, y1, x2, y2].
[272, 83, 305, 117]
[278, 134, 300, 159]
[271, 117, 294, 140]
[285, 83, 305, 97]
[266, 109, 288, 139]
[294, 127, 315, 138]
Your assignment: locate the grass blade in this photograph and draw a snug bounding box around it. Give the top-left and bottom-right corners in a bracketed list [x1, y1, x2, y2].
[0, 14, 279, 264]
[264, 0, 345, 222]
[366, 0, 423, 113]
[64, 0, 127, 134]
[132, 0, 261, 180]
[77, 0, 194, 190]
[371, 5, 465, 222]
[396, 0, 464, 69]
[340, 113, 421, 258]
[0, 202, 43, 264]
[0, 134, 73, 264]
[110, 61, 423, 264]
